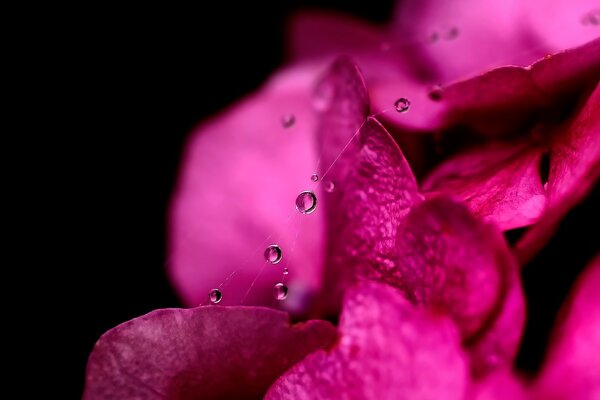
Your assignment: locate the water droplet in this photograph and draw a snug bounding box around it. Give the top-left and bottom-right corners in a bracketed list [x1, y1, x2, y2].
[428, 85, 443, 101]
[444, 27, 459, 40]
[264, 245, 283, 264]
[394, 97, 410, 113]
[295, 190, 317, 214]
[283, 267, 289, 275]
[282, 114, 295, 128]
[582, 10, 600, 25]
[428, 31, 439, 43]
[311, 173, 319, 182]
[273, 283, 288, 300]
[208, 289, 222, 304]
[324, 180, 336, 193]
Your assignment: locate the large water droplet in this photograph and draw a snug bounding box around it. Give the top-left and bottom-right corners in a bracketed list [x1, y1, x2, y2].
[264, 245, 283, 264]
[311, 173, 319, 182]
[394, 98, 410, 113]
[282, 114, 295, 128]
[324, 180, 336, 193]
[273, 283, 288, 300]
[208, 289, 222, 304]
[296, 190, 317, 214]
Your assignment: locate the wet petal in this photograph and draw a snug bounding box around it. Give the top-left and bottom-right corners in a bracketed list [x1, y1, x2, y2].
[83, 306, 337, 400]
[315, 58, 421, 315]
[423, 141, 546, 231]
[265, 281, 468, 399]
[533, 255, 600, 399]
[169, 66, 325, 310]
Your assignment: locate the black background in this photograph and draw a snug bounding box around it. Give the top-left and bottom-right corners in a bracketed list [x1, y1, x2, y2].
[64, 1, 598, 398]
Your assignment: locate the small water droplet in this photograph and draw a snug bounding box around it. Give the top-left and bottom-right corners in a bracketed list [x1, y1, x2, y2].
[273, 283, 288, 300]
[324, 180, 336, 193]
[582, 9, 600, 25]
[428, 85, 443, 101]
[543, 182, 548, 191]
[295, 190, 317, 214]
[311, 173, 319, 182]
[444, 27, 459, 40]
[264, 245, 283, 264]
[208, 289, 222, 304]
[283, 267, 289, 275]
[394, 97, 410, 113]
[282, 114, 295, 128]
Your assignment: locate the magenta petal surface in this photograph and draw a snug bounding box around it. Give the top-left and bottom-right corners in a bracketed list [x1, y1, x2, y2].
[265, 281, 468, 399]
[422, 142, 546, 231]
[534, 255, 600, 399]
[169, 67, 325, 309]
[315, 58, 421, 315]
[83, 306, 337, 400]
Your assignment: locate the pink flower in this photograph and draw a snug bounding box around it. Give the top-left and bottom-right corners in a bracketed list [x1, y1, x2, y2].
[84, 0, 599, 398]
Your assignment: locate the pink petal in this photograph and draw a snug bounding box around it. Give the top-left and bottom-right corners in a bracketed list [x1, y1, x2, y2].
[517, 83, 600, 263]
[314, 58, 421, 315]
[83, 306, 337, 400]
[422, 141, 546, 231]
[533, 254, 600, 399]
[265, 281, 468, 399]
[393, 197, 525, 375]
[440, 38, 600, 137]
[169, 66, 326, 310]
[469, 370, 529, 400]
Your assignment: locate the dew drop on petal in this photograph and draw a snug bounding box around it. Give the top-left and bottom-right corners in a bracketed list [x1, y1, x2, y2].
[394, 97, 410, 113]
[264, 244, 283, 264]
[208, 289, 222, 304]
[311, 173, 319, 182]
[283, 267, 289, 275]
[295, 190, 317, 214]
[324, 180, 336, 193]
[428, 85, 443, 101]
[273, 283, 288, 300]
[281, 114, 295, 128]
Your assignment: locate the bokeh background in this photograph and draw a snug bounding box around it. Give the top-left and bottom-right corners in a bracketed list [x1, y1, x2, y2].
[72, 1, 597, 398]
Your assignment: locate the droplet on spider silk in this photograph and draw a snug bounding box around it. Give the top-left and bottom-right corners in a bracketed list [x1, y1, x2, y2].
[324, 180, 336, 193]
[444, 27, 459, 40]
[428, 85, 443, 101]
[208, 289, 222, 304]
[311, 173, 319, 182]
[582, 9, 600, 25]
[273, 283, 288, 300]
[296, 190, 317, 214]
[264, 244, 283, 264]
[394, 97, 410, 113]
[283, 267, 289, 275]
[281, 114, 295, 128]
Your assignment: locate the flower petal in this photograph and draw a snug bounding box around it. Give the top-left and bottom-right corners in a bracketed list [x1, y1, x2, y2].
[422, 141, 546, 231]
[314, 58, 422, 315]
[440, 38, 600, 137]
[533, 254, 600, 399]
[169, 66, 325, 310]
[517, 83, 600, 263]
[83, 306, 337, 400]
[392, 197, 525, 375]
[265, 281, 468, 399]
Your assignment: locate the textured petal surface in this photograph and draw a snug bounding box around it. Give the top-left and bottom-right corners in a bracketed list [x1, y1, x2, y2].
[534, 255, 600, 399]
[169, 66, 326, 310]
[84, 306, 337, 400]
[315, 58, 422, 315]
[266, 281, 468, 400]
[423, 142, 546, 231]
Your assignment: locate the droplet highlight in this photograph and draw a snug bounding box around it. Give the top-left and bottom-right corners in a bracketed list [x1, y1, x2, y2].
[324, 180, 336, 193]
[282, 114, 295, 128]
[264, 245, 283, 264]
[273, 283, 288, 300]
[311, 173, 319, 182]
[394, 97, 410, 113]
[295, 190, 317, 214]
[283, 267, 289, 275]
[208, 289, 222, 304]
